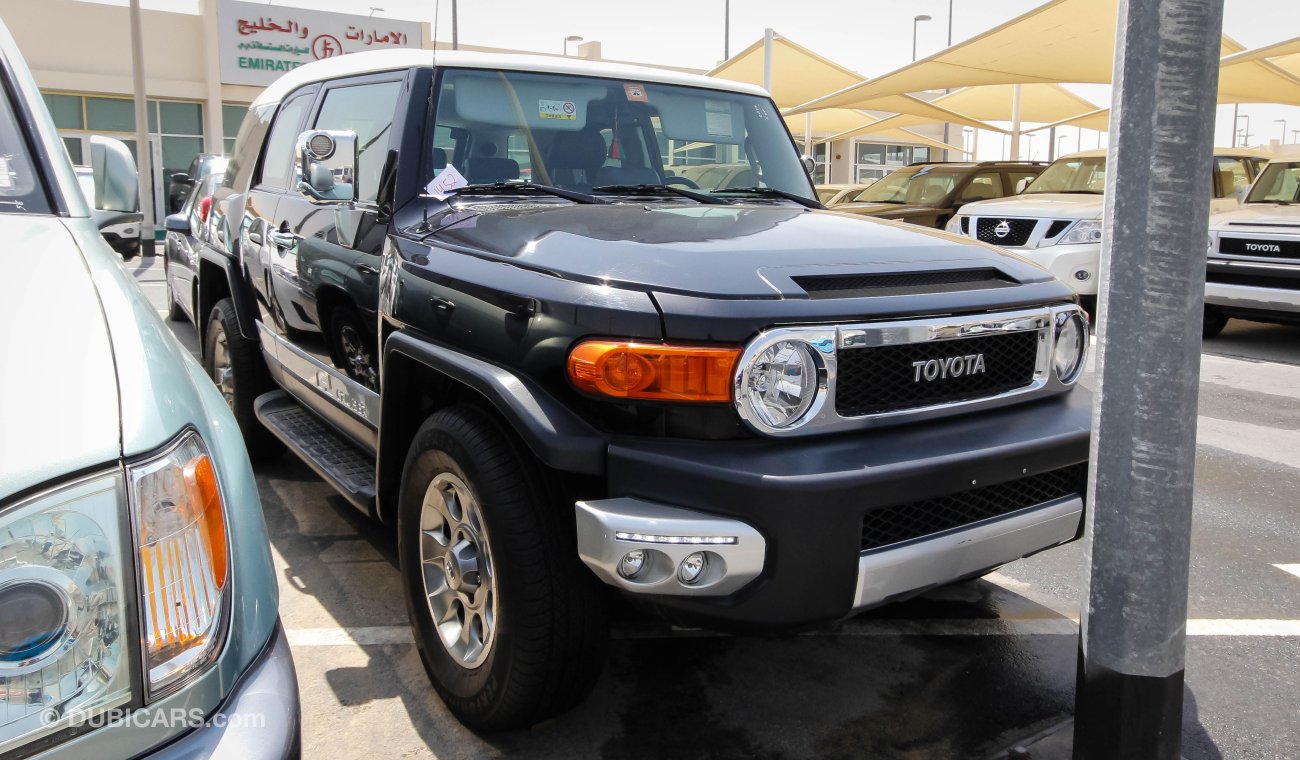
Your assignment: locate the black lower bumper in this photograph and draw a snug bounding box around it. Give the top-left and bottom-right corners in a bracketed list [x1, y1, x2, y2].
[604, 390, 1092, 630]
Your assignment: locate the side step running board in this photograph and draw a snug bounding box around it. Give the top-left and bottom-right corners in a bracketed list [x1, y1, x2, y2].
[254, 390, 377, 514]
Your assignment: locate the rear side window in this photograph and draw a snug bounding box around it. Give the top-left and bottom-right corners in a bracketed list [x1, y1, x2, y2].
[959, 171, 1005, 203]
[257, 90, 315, 190]
[314, 80, 403, 203]
[0, 86, 50, 214]
[1005, 170, 1039, 193]
[1213, 157, 1251, 198]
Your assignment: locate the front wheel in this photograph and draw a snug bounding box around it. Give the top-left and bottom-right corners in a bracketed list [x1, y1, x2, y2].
[328, 304, 378, 391]
[204, 298, 284, 462]
[1203, 308, 1228, 339]
[398, 405, 608, 731]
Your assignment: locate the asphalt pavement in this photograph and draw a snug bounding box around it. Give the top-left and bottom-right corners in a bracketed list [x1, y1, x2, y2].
[128, 255, 1300, 759]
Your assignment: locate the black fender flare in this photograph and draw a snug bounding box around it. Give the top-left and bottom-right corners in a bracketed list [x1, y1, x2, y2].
[377, 331, 606, 522]
[198, 247, 260, 343]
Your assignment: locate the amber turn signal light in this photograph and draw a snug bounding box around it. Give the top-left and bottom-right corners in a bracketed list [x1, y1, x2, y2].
[567, 340, 742, 402]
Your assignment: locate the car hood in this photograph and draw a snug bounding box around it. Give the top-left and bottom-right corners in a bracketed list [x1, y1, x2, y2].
[0, 215, 121, 498]
[831, 202, 935, 218]
[960, 193, 1106, 220]
[1210, 204, 1300, 230]
[425, 201, 1050, 298]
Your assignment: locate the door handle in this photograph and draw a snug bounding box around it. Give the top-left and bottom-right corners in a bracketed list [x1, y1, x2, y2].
[354, 262, 379, 276]
[266, 229, 302, 249]
[247, 231, 263, 245]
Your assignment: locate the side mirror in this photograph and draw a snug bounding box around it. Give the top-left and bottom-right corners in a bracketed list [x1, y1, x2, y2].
[800, 155, 816, 177]
[164, 213, 191, 234]
[1014, 177, 1031, 195]
[90, 135, 138, 213]
[1234, 183, 1250, 204]
[171, 172, 194, 186]
[295, 129, 357, 203]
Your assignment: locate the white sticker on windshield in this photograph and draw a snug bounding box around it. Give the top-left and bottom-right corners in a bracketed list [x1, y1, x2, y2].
[426, 164, 468, 199]
[539, 99, 577, 121]
[0, 156, 12, 189]
[705, 110, 733, 137]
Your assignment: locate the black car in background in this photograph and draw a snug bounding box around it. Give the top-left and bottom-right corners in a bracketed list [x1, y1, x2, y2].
[832, 161, 1047, 229]
[163, 172, 223, 323]
[167, 152, 227, 213]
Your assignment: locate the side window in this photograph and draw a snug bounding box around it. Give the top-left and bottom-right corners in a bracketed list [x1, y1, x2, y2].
[257, 91, 315, 190]
[1005, 171, 1038, 193]
[314, 80, 403, 204]
[1213, 157, 1251, 198]
[959, 171, 1005, 203]
[186, 183, 203, 230]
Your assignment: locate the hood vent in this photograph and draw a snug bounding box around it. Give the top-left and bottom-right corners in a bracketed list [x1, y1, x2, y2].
[794, 269, 1019, 300]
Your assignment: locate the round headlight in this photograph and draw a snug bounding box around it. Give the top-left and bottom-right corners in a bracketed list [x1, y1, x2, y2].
[0, 581, 68, 665]
[741, 340, 818, 429]
[1053, 312, 1087, 383]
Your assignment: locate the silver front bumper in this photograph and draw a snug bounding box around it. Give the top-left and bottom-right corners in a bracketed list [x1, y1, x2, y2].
[853, 496, 1083, 610]
[1205, 282, 1300, 314]
[575, 498, 766, 596]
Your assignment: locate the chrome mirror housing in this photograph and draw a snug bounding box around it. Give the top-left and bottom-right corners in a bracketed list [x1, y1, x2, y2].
[295, 129, 357, 203]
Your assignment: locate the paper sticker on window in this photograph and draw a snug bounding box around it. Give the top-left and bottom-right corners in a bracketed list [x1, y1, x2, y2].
[624, 83, 648, 102]
[425, 164, 468, 199]
[0, 156, 12, 189]
[539, 99, 578, 120]
[705, 110, 733, 137]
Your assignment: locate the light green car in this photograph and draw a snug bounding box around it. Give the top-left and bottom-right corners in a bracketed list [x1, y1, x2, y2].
[0, 20, 299, 759]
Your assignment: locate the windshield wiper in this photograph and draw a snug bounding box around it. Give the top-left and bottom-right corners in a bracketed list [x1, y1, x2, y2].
[591, 183, 732, 205]
[1049, 190, 1105, 195]
[454, 180, 605, 204]
[716, 186, 823, 209]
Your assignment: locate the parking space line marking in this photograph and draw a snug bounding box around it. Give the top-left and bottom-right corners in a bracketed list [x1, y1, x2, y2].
[1197, 416, 1300, 469]
[1274, 564, 1300, 580]
[283, 619, 1300, 647]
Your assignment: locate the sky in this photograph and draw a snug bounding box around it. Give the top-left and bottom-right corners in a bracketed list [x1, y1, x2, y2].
[90, 0, 1300, 160]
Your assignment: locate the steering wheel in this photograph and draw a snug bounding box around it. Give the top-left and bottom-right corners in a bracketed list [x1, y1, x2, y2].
[663, 176, 701, 189]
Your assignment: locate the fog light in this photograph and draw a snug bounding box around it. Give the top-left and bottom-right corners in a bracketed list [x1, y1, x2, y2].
[1074, 270, 1090, 281]
[618, 550, 647, 579]
[678, 552, 707, 585]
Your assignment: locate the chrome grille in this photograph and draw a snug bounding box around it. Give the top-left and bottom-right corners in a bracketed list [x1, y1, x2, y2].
[976, 218, 1036, 246]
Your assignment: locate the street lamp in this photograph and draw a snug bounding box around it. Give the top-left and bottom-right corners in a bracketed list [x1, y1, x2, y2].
[564, 35, 583, 56]
[1293, 129, 1300, 145]
[912, 15, 931, 61]
[1276, 119, 1288, 144]
[1058, 133, 1069, 158]
[962, 127, 973, 155]
[368, 6, 383, 15]
[1236, 113, 1251, 147]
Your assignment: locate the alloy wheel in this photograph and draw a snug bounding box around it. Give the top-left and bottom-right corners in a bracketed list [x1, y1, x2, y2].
[419, 472, 497, 668]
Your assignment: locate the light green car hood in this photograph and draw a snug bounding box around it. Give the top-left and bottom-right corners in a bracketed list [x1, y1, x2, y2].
[0, 215, 120, 497]
[0, 214, 238, 499]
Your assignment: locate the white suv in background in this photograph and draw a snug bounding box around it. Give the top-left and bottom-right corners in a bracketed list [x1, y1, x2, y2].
[1204, 159, 1300, 337]
[947, 148, 1266, 308]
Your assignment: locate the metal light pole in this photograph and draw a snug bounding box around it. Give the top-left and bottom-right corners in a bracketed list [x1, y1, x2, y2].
[912, 15, 931, 61]
[451, 0, 458, 50]
[1236, 113, 1251, 146]
[564, 35, 583, 56]
[368, 6, 383, 15]
[128, 0, 154, 257]
[943, 0, 954, 159]
[1276, 119, 1288, 144]
[1073, 1, 1225, 758]
[724, 0, 730, 61]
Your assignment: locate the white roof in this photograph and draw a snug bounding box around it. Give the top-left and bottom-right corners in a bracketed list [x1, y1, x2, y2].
[1059, 147, 1257, 160]
[254, 49, 769, 108]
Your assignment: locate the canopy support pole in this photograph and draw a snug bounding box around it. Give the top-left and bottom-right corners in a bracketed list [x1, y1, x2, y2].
[803, 112, 813, 159]
[129, 0, 154, 257]
[1009, 83, 1023, 160]
[762, 28, 773, 94]
[1072, 0, 1224, 757]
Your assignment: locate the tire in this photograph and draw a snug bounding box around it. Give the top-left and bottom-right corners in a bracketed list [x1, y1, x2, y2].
[328, 304, 379, 391]
[204, 298, 284, 462]
[398, 405, 609, 731]
[1203, 308, 1228, 339]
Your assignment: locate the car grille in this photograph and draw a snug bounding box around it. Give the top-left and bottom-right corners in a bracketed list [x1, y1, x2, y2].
[1206, 268, 1300, 291]
[976, 218, 1036, 246]
[860, 463, 1087, 552]
[794, 269, 1018, 299]
[1217, 237, 1300, 259]
[1045, 220, 1072, 239]
[835, 330, 1041, 417]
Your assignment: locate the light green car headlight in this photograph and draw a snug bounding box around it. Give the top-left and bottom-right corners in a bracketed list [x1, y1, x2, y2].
[0, 473, 133, 754]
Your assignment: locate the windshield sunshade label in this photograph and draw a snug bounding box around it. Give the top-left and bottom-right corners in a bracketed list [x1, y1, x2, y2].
[539, 99, 578, 121]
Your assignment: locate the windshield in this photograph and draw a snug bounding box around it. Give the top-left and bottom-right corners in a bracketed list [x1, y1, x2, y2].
[427, 68, 814, 202]
[1025, 156, 1107, 194]
[0, 88, 50, 214]
[1246, 162, 1300, 204]
[854, 166, 963, 204]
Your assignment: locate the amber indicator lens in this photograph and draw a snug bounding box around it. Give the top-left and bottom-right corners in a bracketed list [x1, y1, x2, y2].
[567, 341, 742, 402]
